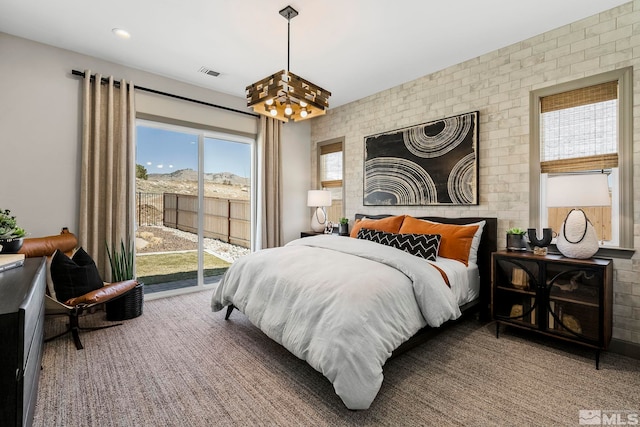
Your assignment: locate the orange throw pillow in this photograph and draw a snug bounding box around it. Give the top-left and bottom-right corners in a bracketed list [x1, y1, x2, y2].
[399, 216, 479, 266]
[349, 215, 406, 238]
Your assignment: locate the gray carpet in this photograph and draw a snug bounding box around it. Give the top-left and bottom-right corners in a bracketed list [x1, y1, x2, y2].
[34, 290, 639, 426]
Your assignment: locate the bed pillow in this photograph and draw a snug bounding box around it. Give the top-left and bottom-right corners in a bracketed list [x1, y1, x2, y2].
[349, 215, 406, 238]
[398, 216, 479, 266]
[418, 219, 486, 265]
[50, 247, 104, 303]
[357, 228, 441, 261]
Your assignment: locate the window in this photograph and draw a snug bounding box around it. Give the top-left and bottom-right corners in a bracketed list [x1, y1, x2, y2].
[318, 139, 344, 223]
[529, 68, 633, 250]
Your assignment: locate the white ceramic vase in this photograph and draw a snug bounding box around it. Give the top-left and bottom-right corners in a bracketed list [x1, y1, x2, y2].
[310, 207, 327, 232]
[556, 209, 599, 259]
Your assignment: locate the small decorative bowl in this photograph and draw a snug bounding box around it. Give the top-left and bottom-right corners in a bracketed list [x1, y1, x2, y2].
[0, 237, 24, 254]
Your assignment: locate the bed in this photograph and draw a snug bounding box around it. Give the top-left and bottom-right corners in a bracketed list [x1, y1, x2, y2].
[211, 214, 497, 409]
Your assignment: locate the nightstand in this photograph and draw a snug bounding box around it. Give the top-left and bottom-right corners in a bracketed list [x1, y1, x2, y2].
[300, 231, 324, 238]
[491, 250, 612, 368]
[300, 231, 349, 238]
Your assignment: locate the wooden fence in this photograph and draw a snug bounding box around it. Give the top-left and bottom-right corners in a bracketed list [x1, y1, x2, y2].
[163, 193, 251, 248]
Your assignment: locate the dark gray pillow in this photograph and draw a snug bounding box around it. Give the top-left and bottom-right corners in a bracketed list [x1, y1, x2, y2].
[357, 228, 441, 261]
[50, 247, 104, 302]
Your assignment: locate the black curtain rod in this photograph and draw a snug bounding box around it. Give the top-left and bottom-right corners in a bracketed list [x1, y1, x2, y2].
[71, 69, 258, 118]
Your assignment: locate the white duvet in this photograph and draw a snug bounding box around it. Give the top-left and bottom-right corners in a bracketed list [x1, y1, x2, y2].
[211, 235, 463, 409]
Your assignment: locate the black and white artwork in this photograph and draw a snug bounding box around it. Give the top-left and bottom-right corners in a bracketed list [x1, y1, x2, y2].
[363, 111, 478, 206]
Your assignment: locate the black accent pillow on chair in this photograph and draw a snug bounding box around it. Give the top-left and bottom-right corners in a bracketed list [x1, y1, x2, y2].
[50, 247, 104, 302]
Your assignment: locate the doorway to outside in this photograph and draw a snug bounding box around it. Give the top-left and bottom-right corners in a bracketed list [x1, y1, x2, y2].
[135, 120, 253, 296]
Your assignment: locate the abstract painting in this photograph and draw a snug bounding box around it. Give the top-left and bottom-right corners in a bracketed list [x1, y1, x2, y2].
[363, 111, 478, 206]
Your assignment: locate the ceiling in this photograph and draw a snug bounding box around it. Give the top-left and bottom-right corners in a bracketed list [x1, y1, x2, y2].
[0, 0, 629, 108]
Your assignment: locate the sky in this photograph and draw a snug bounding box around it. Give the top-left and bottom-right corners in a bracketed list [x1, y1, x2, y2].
[136, 126, 251, 177]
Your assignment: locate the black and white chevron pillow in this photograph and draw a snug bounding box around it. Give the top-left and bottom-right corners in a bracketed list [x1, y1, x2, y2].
[357, 228, 441, 261]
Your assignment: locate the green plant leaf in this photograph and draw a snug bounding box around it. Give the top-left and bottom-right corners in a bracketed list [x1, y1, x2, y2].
[106, 238, 135, 281]
[507, 227, 527, 235]
[0, 209, 26, 238]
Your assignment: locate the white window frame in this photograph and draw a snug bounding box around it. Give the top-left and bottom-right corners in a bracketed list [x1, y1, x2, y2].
[317, 137, 345, 221]
[529, 67, 633, 252]
[136, 119, 256, 299]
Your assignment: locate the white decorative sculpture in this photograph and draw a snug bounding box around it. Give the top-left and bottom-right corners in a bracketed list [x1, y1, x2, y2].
[310, 207, 328, 232]
[556, 209, 599, 259]
[307, 190, 332, 233]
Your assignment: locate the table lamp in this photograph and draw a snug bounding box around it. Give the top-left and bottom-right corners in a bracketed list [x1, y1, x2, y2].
[307, 190, 332, 233]
[546, 173, 610, 259]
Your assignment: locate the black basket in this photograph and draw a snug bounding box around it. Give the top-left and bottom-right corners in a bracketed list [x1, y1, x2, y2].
[106, 282, 144, 321]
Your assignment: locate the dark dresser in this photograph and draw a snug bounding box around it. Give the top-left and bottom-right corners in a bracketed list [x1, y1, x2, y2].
[0, 257, 46, 426]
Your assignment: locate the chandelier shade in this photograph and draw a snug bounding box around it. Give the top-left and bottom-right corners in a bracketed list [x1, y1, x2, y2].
[246, 6, 331, 122]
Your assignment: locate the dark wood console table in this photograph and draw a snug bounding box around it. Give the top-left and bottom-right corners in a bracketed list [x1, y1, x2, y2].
[492, 251, 612, 368]
[0, 257, 46, 426]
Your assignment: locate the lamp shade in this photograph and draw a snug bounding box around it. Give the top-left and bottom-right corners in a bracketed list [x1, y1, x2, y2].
[307, 190, 332, 207]
[546, 174, 610, 207]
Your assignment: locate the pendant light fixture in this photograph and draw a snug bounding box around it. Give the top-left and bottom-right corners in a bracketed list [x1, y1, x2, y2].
[246, 5, 331, 122]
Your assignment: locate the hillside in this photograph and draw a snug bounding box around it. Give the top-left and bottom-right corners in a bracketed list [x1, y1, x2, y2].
[147, 169, 249, 186]
[137, 169, 249, 200]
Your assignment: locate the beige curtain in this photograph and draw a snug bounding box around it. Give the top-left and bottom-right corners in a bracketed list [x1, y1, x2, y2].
[257, 115, 283, 249]
[79, 70, 136, 280]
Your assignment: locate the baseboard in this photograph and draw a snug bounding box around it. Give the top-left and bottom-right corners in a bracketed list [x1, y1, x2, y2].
[609, 338, 640, 360]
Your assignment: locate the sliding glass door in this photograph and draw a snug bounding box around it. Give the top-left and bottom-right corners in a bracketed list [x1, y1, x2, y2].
[135, 120, 253, 296]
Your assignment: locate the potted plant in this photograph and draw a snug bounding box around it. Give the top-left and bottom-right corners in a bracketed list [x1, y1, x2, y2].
[506, 227, 528, 252]
[0, 209, 27, 253]
[105, 239, 143, 320]
[106, 239, 135, 281]
[338, 217, 349, 236]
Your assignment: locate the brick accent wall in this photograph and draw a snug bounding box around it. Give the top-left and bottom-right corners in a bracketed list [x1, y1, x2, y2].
[310, 1, 640, 345]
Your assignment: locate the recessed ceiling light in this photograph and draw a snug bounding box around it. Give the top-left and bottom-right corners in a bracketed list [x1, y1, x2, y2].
[112, 28, 131, 39]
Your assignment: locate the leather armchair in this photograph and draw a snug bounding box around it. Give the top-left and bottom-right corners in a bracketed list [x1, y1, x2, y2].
[19, 229, 138, 349]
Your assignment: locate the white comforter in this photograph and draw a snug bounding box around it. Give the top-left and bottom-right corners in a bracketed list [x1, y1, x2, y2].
[211, 235, 462, 409]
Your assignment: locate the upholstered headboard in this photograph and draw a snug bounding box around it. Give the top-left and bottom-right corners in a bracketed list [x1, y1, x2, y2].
[354, 214, 497, 317]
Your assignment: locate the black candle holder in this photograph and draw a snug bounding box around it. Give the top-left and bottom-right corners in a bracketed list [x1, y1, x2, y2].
[527, 228, 553, 255]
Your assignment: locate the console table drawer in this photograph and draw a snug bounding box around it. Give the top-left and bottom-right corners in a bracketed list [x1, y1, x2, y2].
[22, 265, 46, 360]
[22, 297, 44, 425]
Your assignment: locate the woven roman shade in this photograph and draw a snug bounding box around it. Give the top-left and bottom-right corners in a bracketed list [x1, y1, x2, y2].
[319, 141, 343, 189]
[320, 142, 342, 155]
[540, 81, 617, 113]
[540, 80, 618, 174]
[540, 153, 618, 173]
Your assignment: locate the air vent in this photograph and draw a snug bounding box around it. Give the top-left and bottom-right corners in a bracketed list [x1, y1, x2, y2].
[198, 66, 220, 77]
